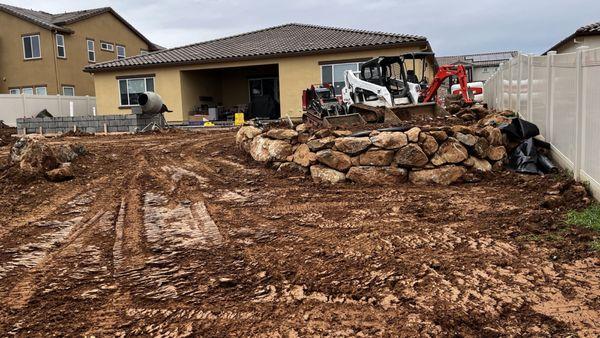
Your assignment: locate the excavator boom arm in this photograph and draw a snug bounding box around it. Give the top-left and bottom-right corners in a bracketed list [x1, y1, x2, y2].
[422, 65, 472, 104]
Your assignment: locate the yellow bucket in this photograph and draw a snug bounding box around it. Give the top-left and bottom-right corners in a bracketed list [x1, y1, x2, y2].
[234, 112, 245, 126]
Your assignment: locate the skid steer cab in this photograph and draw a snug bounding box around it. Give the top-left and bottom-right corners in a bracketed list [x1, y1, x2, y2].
[341, 54, 437, 124]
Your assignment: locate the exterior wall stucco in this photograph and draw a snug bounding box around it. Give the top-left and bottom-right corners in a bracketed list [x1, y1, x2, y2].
[555, 35, 600, 54]
[472, 66, 497, 83]
[0, 11, 56, 94]
[0, 11, 153, 96]
[92, 44, 434, 123]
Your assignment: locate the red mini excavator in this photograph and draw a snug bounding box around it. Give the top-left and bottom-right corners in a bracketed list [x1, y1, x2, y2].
[419, 64, 473, 104]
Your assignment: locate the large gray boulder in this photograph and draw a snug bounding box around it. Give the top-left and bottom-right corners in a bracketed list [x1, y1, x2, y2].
[369, 132, 407, 149]
[484, 126, 503, 146]
[419, 134, 439, 156]
[487, 146, 507, 161]
[455, 132, 478, 147]
[236, 126, 262, 151]
[13, 139, 60, 174]
[266, 128, 298, 140]
[334, 137, 371, 155]
[465, 156, 492, 172]
[428, 130, 448, 142]
[472, 137, 490, 158]
[278, 162, 308, 175]
[293, 144, 317, 167]
[316, 149, 352, 171]
[307, 136, 336, 152]
[346, 166, 407, 185]
[409, 166, 467, 185]
[405, 127, 421, 143]
[394, 144, 429, 167]
[249, 135, 293, 162]
[310, 165, 346, 184]
[359, 149, 395, 166]
[436, 138, 469, 164]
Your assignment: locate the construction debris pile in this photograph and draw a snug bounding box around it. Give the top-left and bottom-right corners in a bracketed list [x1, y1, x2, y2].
[8, 138, 86, 182]
[237, 111, 514, 185]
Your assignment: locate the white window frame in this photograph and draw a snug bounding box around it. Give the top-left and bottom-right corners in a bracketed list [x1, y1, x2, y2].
[116, 45, 126, 59]
[101, 42, 114, 52]
[22, 87, 34, 95]
[35, 86, 47, 95]
[62, 86, 75, 96]
[9, 88, 20, 95]
[118, 77, 154, 106]
[320, 62, 363, 94]
[87, 39, 96, 62]
[56, 34, 66, 58]
[22, 34, 41, 60]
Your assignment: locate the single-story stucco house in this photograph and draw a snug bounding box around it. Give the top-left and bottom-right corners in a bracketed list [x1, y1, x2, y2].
[544, 21, 600, 54]
[84, 23, 436, 124]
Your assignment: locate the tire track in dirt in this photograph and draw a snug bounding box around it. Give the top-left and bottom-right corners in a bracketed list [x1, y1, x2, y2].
[0, 178, 107, 239]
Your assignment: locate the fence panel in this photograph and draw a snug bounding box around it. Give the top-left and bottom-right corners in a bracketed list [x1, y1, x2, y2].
[0, 95, 96, 126]
[502, 64, 510, 109]
[531, 56, 548, 135]
[510, 57, 520, 112]
[484, 47, 599, 200]
[551, 53, 578, 166]
[582, 48, 600, 188]
[515, 54, 529, 116]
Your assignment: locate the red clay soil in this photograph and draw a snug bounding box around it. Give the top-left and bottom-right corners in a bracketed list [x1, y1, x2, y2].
[0, 130, 598, 336]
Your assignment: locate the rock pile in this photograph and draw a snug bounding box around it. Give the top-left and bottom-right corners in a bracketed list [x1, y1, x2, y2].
[10, 138, 86, 182]
[237, 121, 508, 185]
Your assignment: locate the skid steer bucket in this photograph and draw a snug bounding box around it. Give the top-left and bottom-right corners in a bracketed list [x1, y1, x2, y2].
[384, 102, 438, 124]
[323, 113, 366, 128]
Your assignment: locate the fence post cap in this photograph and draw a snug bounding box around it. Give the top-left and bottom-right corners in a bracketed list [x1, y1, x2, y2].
[547, 51, 557, 55]
[576, 45, 590, 51]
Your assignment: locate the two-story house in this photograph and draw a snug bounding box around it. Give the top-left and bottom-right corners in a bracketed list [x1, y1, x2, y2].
[0, 4, 161, 96]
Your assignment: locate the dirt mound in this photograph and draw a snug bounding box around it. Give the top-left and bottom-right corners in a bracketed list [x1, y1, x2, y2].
[4, 138, 86, 182]
[61, 130, 94, 137]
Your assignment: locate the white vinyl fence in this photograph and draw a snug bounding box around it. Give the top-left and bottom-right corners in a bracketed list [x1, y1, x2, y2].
[484, 46, 600, 199]
[0, 94, 96, 126]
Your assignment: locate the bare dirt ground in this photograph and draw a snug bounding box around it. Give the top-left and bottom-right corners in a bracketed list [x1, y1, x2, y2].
[0, 129, 598, 337]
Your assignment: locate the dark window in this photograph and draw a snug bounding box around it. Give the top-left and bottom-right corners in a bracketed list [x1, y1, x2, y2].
[56, 34, 66, 58]
[321, 65, 332, 85]
[87, 40, 95, 62]
[23, 35, 41, 59]
[117, 45, 126, 59]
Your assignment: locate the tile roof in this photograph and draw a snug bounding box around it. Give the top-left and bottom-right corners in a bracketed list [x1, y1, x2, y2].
[436, 51, 518, 67]
[84, 23, 430, 72]
[576, 21, 600, 34]
[0, 3, 160, 50]
[544, 21, 600, 54]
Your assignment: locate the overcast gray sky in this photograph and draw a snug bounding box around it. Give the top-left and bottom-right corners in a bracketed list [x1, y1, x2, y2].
[3, 0, 599, 55]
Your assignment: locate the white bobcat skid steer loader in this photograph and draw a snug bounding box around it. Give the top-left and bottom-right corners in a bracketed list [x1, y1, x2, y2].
[341, 55, 437, 124]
